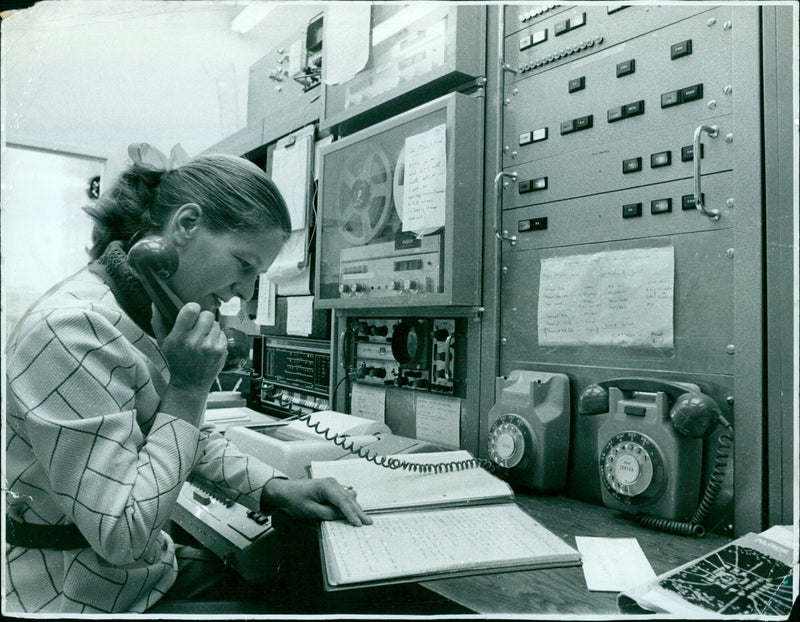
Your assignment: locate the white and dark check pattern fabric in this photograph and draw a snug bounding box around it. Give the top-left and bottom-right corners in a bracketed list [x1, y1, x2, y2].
[4, 267, 281, 613]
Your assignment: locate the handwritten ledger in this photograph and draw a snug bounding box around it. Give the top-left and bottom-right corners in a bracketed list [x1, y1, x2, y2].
[311, 451, 581, 590]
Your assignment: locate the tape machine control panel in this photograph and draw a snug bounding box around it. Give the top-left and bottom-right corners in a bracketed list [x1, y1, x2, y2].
[346, 317, 466, 398]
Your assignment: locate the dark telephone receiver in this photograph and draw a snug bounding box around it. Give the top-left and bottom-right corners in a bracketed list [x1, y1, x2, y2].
[578, 377, 732, 537]
[127, 236, 185, 328]
[128, 236, 252, 372]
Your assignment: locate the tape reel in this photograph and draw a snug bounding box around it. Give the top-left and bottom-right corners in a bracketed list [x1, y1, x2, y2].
[337, 147, 394, 245]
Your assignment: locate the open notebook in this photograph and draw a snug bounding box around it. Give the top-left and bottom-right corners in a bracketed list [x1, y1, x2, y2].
[310, 451, 581, 590]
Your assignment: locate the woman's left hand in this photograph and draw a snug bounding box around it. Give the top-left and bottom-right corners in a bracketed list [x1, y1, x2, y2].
[263, 477, 373, 526]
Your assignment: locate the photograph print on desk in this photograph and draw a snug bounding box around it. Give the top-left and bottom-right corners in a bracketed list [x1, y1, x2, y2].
[618, 525, 795, 617]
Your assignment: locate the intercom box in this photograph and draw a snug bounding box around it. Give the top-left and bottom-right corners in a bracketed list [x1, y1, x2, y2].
[315, 92, 483, 309]
[321, 4, 485, 133]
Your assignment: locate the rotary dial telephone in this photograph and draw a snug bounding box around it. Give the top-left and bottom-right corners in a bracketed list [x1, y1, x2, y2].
[579, 377, 732, 537]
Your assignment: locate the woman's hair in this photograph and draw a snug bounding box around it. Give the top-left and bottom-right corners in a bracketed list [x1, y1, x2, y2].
[84, 153, 291, 259]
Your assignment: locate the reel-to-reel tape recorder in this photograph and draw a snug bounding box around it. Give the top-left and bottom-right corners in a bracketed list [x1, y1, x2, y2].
[315, 92, 483, 309]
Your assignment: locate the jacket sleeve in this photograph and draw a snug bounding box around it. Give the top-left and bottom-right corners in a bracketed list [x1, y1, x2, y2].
[7, 308, 200, 565]
[191, 426, 286, 512]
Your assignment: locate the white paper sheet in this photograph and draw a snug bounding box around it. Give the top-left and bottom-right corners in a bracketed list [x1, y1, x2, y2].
[415, 392, 460, 448]
[576, 536, 656, 592]
[264, 230, 309, 294]
[322, 4, 371, 85]
[285, 295, 314, 336]
[255, 275, 276, 326]
[217, 296, 241, 317]
[314, 135, 334, 181]
[402, 123, 447, 233]
[272, 126, 313, 230]
[537, 246, 674, 347]
[350, 383, 386, 423]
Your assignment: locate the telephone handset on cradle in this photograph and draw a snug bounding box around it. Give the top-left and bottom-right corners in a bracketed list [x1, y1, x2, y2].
[127, 235, 185, 327]
[579, 377, 732, 537]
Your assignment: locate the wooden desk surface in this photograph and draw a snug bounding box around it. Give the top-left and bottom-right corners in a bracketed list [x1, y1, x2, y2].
[420, 495, 732, 616]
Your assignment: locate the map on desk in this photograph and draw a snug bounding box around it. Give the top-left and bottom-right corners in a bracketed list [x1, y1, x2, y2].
[618, 525, 795, 616]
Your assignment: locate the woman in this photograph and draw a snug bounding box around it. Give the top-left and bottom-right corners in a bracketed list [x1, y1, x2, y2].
[4, 144, 371, 614]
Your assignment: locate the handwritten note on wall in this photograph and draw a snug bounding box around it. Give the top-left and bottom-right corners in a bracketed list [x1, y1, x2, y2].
[402, 123, 447, 232]
[537, 246, 674, 347]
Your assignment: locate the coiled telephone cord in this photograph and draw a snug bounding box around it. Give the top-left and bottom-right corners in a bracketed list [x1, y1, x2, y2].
[297, 411, 496, 473]
[635, 429, 733, 538]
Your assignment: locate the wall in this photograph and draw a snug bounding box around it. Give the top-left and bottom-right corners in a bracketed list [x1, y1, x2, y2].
[1, 0, 307, 180]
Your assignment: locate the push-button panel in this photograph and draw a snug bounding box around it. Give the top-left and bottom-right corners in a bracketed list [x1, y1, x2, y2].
[502, 172, 734, 252]
[502, 116, 732, 210]
[503, 4, 714, 85]
[504, 3, 571, 38]
[503, 9, 734, 169]
[497, 229, 734, 376]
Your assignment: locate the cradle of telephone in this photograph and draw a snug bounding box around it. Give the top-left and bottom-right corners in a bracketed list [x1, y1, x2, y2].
[224, 409, 439, 478]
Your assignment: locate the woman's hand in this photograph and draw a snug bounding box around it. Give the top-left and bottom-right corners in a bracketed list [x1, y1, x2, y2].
[152, 302, 227, 391]
[151, 303, 227, 427]
[263, 477, 373, 527]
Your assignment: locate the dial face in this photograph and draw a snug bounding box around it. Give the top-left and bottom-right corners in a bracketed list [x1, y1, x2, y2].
[599, 431, 666, 505]
[488, 414, 532, 469]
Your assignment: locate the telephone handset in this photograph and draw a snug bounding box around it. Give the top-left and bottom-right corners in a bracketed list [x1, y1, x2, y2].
[579, 377, 731, 537]
[127, 235, 185, 328]
[128, 236, 254, 374]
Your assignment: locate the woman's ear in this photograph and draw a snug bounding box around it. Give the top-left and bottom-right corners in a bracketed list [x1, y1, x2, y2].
[166, 203, 203, 247]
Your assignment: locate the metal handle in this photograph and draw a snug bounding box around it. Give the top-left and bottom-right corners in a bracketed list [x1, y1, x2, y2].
[494, 171, 518, 245]
[693, 124, 720, 221]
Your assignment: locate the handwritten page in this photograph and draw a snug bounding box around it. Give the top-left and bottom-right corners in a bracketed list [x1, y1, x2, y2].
[350, 383, 386, 423]
[402, 123, 447, 233]
[415, 392, 460, 448]
[285, 295, 313, 336]
[320, 504, 580, 587]
[255, 275, 276, 326]
[322, 4, 371, 85]
[310, 450, 513, 512]
[537, 246, 674, 347]
[576, 536, 656, 592]
[271, 125, 313, 230]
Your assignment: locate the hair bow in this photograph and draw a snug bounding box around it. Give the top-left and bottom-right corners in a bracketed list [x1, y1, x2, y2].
[127, 142, 189, 172]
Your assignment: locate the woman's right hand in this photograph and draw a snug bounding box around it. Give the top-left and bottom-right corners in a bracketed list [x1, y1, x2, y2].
[152, 302, 228, 392]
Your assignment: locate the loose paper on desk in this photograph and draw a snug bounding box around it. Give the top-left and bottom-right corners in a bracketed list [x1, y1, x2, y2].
[415, 392, 460, 448]
[286, 296, 313, 336]
[402, 123, 447, 233]
[350, 383, 386, 423]
[255, 275, 276, 326]
[575, 536, 656, 592]
[538, 246, 674, 347]
[322, 4, 370, 85]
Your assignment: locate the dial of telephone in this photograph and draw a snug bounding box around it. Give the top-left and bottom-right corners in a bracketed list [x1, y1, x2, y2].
[578, 377, 731, 537]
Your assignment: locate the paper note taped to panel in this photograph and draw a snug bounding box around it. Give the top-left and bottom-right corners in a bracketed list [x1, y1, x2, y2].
[537, 246, 674, 347]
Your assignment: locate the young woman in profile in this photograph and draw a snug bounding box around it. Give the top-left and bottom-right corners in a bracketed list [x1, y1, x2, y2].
[4, 144, 370, 614]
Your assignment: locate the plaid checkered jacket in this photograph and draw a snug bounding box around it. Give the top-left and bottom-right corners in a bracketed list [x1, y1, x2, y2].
[4, 268, 281, 613]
